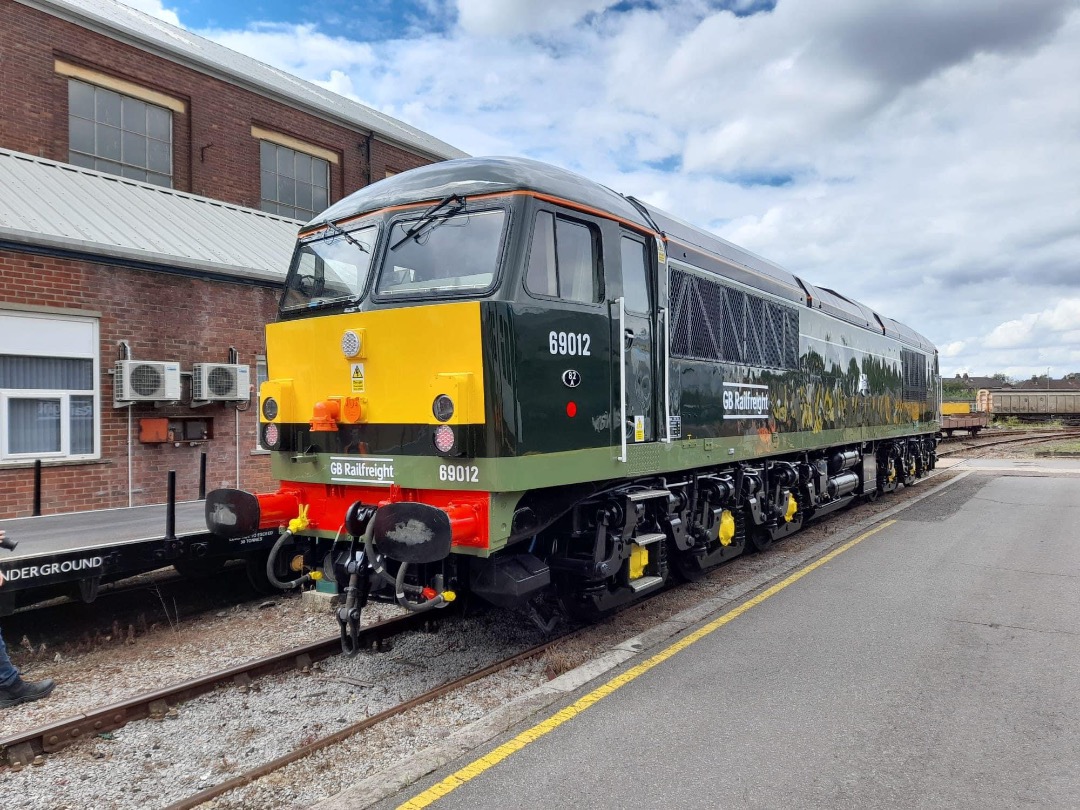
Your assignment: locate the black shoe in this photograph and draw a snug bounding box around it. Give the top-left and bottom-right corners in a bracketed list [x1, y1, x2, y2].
[0, 677, 56, 708]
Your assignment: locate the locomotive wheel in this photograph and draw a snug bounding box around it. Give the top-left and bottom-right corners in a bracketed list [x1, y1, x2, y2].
[745, 525, 773, 553]
[556, 588, 604, 623]
[672, 553, 707, 582]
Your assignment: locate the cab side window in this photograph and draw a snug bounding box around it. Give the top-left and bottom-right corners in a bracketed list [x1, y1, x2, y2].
[620, 236, 650, 313]
[526, 211, 600, 304]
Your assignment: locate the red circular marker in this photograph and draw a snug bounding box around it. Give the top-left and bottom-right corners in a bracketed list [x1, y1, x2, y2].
[566, 401, 577, 417]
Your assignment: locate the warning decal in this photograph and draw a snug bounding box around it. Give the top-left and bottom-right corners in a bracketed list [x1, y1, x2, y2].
[350, 363, 366, 393]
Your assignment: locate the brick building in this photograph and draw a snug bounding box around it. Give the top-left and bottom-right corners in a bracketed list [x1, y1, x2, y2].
[0, 0, 466, 518]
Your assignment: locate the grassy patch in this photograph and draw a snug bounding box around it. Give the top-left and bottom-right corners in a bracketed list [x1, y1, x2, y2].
[1034, 440, 1080, 456]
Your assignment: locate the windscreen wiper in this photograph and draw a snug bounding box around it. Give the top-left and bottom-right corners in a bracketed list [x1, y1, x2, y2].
[323, 220, 369, 253]
[390, 194, 465, 251]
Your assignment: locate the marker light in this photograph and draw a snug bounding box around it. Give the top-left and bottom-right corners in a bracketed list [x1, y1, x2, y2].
[433, 394, 455, 422]
[262, 397, 279, 421]
[341, 330, 361, 358]
[434, 424, 455, 454]
[263, 422, 280, 448]
[566, 401, 577, 417]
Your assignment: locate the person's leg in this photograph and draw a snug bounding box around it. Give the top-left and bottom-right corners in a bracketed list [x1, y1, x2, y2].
[0, 629, 19, 690]
[0, 629, 54, 707]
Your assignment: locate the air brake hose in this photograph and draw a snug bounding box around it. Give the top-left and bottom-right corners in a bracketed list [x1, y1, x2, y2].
[265, 505, 321, 591]
[394, 562, 455, 612]
[265, 528, 312, 590]
[358, 510, 449, 608]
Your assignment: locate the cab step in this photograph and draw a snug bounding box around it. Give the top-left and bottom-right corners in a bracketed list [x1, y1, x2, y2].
[629, 575, 664, 593]
[627, 489, 671, 503]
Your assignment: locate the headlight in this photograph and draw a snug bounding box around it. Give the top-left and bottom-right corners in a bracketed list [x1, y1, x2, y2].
[433, 424, 455, 454]
[432, 394, 454, 422]
[263, 422, 280, 448]
[262, 397, 279, 421]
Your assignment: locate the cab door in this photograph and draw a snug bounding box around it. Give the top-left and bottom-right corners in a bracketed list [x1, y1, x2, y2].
[618, 232, 657, 446]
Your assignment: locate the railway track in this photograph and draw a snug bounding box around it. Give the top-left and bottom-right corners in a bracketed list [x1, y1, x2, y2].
[2, 602, 579, 810]
[0, 610, 438, 768]
[162, 630, 576, 810]
[937, 428, 1080, 457]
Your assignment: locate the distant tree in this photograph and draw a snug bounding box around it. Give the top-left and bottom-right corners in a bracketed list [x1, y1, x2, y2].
[942, 379, 974, 400]
[991, 372, 1012, 383]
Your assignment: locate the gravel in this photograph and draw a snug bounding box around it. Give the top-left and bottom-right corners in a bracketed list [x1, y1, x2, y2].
[0, 460, 977, 809]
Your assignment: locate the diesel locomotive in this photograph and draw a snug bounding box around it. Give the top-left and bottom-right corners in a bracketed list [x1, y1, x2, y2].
[205, 157, 940, 651]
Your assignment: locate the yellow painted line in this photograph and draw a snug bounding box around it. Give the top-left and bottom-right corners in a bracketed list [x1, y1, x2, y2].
[398, 518, 898, 809]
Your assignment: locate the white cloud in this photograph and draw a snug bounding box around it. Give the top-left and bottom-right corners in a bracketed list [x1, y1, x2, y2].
[456, 0, 616, 36]
[178, 0, 1079, 379]
[198, 23, 376, 79]
[984, 300, 1080, 350]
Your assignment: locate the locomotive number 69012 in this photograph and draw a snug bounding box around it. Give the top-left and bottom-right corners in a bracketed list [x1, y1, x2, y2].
[549, 331, 591, 356]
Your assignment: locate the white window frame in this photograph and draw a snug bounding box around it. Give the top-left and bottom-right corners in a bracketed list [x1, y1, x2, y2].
[0, 311, 100, 463]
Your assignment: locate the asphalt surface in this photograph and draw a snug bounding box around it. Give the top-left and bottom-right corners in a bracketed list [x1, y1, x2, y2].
[391, 468, 1080, 809]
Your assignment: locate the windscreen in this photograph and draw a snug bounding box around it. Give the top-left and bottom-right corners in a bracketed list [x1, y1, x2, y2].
[376, 209, 506, 298]
[280, 223, 378, 313]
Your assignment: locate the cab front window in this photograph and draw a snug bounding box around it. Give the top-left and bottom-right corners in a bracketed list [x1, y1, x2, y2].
[376, 208, 506, 299]
[281, 222, 378, 314]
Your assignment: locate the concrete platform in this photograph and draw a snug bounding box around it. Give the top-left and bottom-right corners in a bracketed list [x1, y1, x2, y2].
[368, 467, 1080, 808]
[0, 501, 207, 561]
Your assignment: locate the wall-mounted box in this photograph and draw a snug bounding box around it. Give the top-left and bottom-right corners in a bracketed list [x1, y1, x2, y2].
[138, 417, 213, 444]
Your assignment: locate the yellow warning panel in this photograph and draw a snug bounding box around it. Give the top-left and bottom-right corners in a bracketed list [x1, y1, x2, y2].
[634, 415, 645, 442]
[350, 363, 365, 393]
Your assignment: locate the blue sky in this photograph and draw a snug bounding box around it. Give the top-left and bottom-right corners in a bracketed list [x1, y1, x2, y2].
[129, 0, 1080, 379]
[172, 0, 450, 39]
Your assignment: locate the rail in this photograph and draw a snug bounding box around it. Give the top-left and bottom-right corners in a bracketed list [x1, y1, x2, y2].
[162, 630, 579, 810]
[0, 609, 442, 766]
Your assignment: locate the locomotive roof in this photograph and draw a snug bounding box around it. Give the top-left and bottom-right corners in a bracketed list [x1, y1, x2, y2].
[311, 156, 934, 353]
[310, 156, 652, 233]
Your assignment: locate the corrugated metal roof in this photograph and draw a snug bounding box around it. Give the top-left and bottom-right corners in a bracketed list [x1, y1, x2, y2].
[0, 148, 300, 283]
[23, 0, 469, 162]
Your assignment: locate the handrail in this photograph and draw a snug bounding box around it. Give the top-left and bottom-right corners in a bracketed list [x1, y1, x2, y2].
[617, 296, 627, 463]
[661, 306, 671, 443]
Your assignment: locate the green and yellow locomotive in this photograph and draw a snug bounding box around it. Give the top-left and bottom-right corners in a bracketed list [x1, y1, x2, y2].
[206, 157, 938, 649]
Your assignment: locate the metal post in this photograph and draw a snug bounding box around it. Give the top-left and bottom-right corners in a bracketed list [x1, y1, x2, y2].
[165, 470, 176, 541]
[32, 459, 42, 516]
[198, 452, 207, 500]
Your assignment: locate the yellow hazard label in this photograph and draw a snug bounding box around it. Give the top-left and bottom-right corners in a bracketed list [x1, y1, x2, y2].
[350, 362, 365, 393]
[634, 414, 645, 442]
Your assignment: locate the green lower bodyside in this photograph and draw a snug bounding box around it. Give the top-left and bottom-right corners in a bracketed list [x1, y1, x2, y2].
[270, 421, 937, 555]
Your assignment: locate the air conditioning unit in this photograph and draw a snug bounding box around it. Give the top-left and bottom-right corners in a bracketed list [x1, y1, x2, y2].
[115, 360, 182, 404]
[192, 363, 251, 402]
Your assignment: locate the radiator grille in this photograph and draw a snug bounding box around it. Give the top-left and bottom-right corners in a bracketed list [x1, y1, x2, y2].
[670, 267, 799, 369]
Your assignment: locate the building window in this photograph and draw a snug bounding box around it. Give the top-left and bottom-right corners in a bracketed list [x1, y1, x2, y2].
[260, 141, 330, 220]
[0, 312, 99, 462]
[68, 79, 173, 187]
